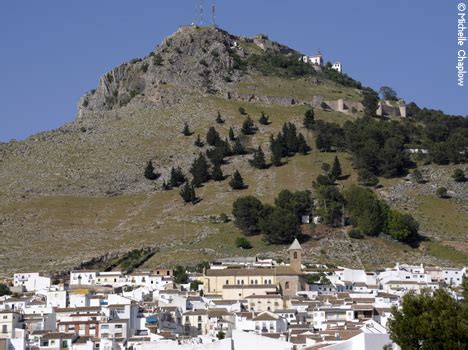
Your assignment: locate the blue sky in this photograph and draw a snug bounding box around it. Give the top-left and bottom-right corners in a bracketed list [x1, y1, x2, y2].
[0, 0, 465, 141]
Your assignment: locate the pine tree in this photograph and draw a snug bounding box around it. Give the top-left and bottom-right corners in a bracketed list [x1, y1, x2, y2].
[259, 111, 270, 125]
[221, 138, 232, 157]
[228, 127, 236, 141]
[303, 108, 315, 130]
[232, 138, 246, 155]
[297, 133, 310, 155]
[229, 170, 245, 190]
[270, 136, 283, 166]
[249, 146, 267, 169]
[190, 153, 210, 187]
[315, 133, 328, 151]
[215, 111, 224, 124]
[182, 122, 192, 136]
[206, 126, 221, 146]
[330, 156, 342, 180]
[194, 134, 204, 147]
[283, 122, 299, 154]
[211, 163, 224, 181]
[144, 160, 160, 180]
[241, 116, 255, 135]
[169, 166, 186, 187]
[206, 147, 225, 166]
[180, 182, 196, 203]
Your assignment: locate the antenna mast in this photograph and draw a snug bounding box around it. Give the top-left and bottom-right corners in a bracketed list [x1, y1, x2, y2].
[199, 0, 204, 26]
[212, 2, 216, 27]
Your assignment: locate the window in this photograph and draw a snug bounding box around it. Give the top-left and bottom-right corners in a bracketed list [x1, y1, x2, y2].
[115, 324, 122, 329]
[226, 280, 229, 285]
[101, 325, 109, 330]
[167, 271, 170, 275]
[62, 341, 68, 348]
[285, 282, 290, 290]
[293, 252, 297, 259]
[197, 323, 202, 331]
[198, 316, 202, 322]
[2, 325, 7, 333]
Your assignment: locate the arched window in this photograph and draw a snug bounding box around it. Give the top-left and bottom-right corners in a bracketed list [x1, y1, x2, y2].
[285, 282, 290, 290]
[293, 252, 298, 259]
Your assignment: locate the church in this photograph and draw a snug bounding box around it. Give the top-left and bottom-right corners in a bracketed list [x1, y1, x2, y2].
[202, 239, 306, 298]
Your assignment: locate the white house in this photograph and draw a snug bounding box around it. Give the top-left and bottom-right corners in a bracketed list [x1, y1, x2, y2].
[331, 62, 342, 73]
[441, 267, 466, 286]
[13, 273, 50, 292]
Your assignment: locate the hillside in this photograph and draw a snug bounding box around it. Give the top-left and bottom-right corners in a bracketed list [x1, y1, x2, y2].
[0, 26, 466, 277]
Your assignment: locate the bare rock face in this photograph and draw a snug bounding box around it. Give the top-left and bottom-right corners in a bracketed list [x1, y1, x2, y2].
[77, 26, 243, 119]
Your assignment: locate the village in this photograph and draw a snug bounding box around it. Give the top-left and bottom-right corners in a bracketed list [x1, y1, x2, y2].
[0, 240, 466, 350]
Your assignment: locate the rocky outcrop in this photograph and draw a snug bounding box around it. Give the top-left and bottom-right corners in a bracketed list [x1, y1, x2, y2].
[77, 26, 245, 119]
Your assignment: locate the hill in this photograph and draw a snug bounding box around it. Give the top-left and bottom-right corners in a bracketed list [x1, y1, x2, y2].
[0, 26, 466, 277]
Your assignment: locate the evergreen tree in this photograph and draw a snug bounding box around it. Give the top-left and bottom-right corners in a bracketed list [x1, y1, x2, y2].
[169, 166, 186, 187]
[232, 138, 247, 155]
[259, 111, 270, 125]
[330, 156, 342, 180]
[388, 289, 468, 349]
[249, 146, 267, 169]
[232, 196, 264, 234]
[220, 138, 232, 157]
[206, 147, 225, 166]
[144, 160, 160, 180]
[241, 116, 255, 135]
[270, 136, 283, 166]
[182, 122, 192, 136]
[206, 126, 221, 146]
[190, 153, 210, 187]
[283, 122, 299, 154]
[229, 170, 245, 190]
[228, 127, 236, 141]
[215, 111, 224, 124]
[303, 108, 315, 130]
[358, 168, 379, 186]
[315, 132, 330, 151]
[259, 207, 301, 244]
[0, 283, 11, 296]
[180, 182, 196, 203]
[211, 163, 224, 181]
[362, 90, 379, 117]
[194, 134, 204, 147]
[297, 133, 310, 155]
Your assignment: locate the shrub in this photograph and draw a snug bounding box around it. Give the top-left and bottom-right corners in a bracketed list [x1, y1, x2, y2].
[452, 168, 466, 182]
[235, 237, 252, 249]
[348, 229, 364, 239]
[436, 187, 448, 198]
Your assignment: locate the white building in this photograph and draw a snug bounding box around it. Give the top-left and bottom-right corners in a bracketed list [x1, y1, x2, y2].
[13, 273, 50, 292]
[441, 267, 466, 286]
[331, 62, 342, 73]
